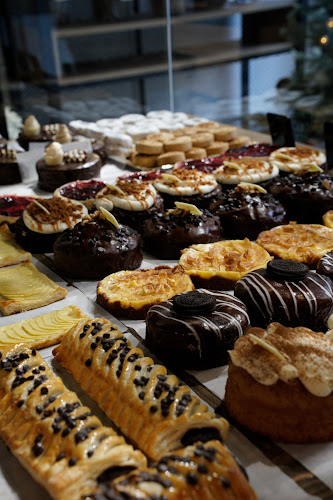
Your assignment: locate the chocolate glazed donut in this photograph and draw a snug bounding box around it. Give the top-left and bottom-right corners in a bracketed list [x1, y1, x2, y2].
[235, 260, 333, 331]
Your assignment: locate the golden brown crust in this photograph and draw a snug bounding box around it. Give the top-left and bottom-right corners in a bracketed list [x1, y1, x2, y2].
[179, 239, 272, 289]
[206, 141, 229, 156]
[256, 221, 333, 267]
[135, 139, 164, 155]
[0, 223, 31, 267]
[86, 440, 258, 500]
[0, 261, 67, 315]
[0, 344, 146, 500]
[157, 151, 186, 167]
[53, 317, 229, 460]
[191, 132, 214, 149]
[213, 126, 237, 142]
[163, 136, 192, 153]
[130, 153, 158, 168]
[185, 147, 207, 160]
[229, 136, 252, 148]
[323, 210, 333, 229]
[97, 266, 194, 319]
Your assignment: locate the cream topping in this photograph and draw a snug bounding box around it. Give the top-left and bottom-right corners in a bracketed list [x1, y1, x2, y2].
[229, 322, 333, 397]
[95, 179, 157, 212]
[270, 147, 326, 172]
[44, 142, 64, 166]
[154, 169, 217, 196]
[23, 198, 88, 234]
[23, 115, 41, 137]
[54, 124, 72, 144]
[214, 158, 278, 184]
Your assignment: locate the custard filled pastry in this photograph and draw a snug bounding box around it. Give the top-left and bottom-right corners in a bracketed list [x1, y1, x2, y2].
[84, 440, 257, 500]
[53, 318, 229, 460]
[0, 345, 146, 500]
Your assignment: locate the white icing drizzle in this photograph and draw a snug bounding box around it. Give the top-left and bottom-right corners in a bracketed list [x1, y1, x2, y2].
[321, 252, 333, 267]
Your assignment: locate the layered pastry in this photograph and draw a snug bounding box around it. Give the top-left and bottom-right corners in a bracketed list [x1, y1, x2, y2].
[0, 195, 35, 225]
[142, 202, 222, 259]
[0, 261, 67, 315]
[208, 182, 288, 240]
[225, 322, 333, 443]
[36, 142, 102, 192]
[14, 197, 88, 253]
[53, 317, 229, 460]
[95, 178, 164, 233]
[0, 345, 146, 500]
[18, 115, 58, 150]
[179, 239, 272, 290]
[214, 157, 279, 185]
[0, 223, 31, 267]
[53, 210, 142, 280]
[84, 440, 257, 500]
[266, 169, 333, 223]
[153, 170, 221, 210]
[146, 289, 249, 369]
[256, 221, 333, 268]
[0, 146, 21, 185]
[0, 305, 89, 348]
[54, 178, 106, 210]
[269, 146, 326, 173]
[97, 265, 194, 319]
[317, 250, 333, 279]
[235, 260, 333, 331]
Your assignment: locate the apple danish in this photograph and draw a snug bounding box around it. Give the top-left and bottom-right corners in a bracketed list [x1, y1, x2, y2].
[0, 345, 146, 500]
[53, 318, 229, 460]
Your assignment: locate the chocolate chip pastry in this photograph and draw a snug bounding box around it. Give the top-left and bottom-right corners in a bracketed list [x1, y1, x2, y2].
[0, 345, 146, 500]
[53, 318, 229, 460]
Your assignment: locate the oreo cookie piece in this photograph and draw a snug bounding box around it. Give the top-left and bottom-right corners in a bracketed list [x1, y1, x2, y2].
[173, 291, 216, 316]
[266, 260, 309, 281]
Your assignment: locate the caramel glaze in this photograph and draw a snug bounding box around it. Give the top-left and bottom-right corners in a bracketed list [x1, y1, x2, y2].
[266, 172, 333, 223]
[209, 191, 288, 240]
[159, 185, 223, 210]
[109, 194, 164, 234]
[36, 153, 101, 192]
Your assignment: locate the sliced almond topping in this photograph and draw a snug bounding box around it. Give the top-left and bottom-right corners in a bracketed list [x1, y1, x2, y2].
[248, 333, 286, 361]
[99, 206, 120, 229]
[174, 201, 202, 215]
[33, 200, 51, 215]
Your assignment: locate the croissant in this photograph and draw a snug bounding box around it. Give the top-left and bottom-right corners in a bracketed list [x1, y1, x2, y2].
[53, 318, 229, 460]
[0, 344, 146, 500]
[83, 440, 258, 500]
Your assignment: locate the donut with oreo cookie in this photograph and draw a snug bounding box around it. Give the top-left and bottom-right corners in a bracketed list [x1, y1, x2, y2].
[145, 289, 250, 369]
[234, 260, 333, 331]
[317, 251, 333, 279]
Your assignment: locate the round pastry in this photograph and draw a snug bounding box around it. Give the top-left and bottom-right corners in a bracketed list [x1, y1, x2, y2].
[97, 265, 194, 319]
[14, 197, 88, 253]
[225, 322, 333, 443]
[0, 146, 21, 185]
[156, 151, 186, 167]
[185, 147, 207, 160]
[142, 203, 222, 259]
[153, 169, 221, 210]
[214, 157, 279, 185]
[54, 179, 105, 210]
[206, 141, 229, 156]
[269, 146, 326, 173]
[235, 260, 333, 330]
[213, 126, 237, 142]
[131, 152, 159, 168]
[208, 182, 288, 240]
[54, 210, 142, 279]
[95, 178, 164, 233]
[36, 142, 102, 192]
[164, 136, 192, 152]
[191, 132, 214, 149]
[0, 195, 36, 225]
[135, 139, 164, 155]
[317, 250, 333, 279]
[266, 170, 333, 224]
[229, 136, 252, 149]
[146, 289, 249, 369]
[179, 238, 272, 290]
[256, 221, 333, 268]
[18, 116, 59, 150]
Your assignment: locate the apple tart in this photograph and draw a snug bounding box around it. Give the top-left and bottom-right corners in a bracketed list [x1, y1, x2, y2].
[0, 261, 67, 315]
[0, 345, 146, 500]
[97, 265, 194, 319]
[256, 221, 333, 268]
[179, 239, 272, 290]
[53, 317, 229, 460]
[0, 223, 31, 267]
[84, 440, 257, 500]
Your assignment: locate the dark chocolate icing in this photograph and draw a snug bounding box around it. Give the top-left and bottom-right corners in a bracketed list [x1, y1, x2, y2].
[159, 185, 223, 211]
[235, 267, 333, 330]
[0, 148, 21, 185]
[53, 216, 142, 279]
[317, 251, 333, 279]
[109, 194, 164, 234]
[145, 289, 249, 369]
[142, 209, 222, 259]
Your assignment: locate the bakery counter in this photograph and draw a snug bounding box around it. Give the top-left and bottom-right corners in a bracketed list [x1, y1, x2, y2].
[0, 150, 333, 498]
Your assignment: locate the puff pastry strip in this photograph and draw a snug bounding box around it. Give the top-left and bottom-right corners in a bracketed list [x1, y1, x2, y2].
[0, 344, 146, 500]
[84, 440, 257, 500]
[53, 318, 229, 461]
